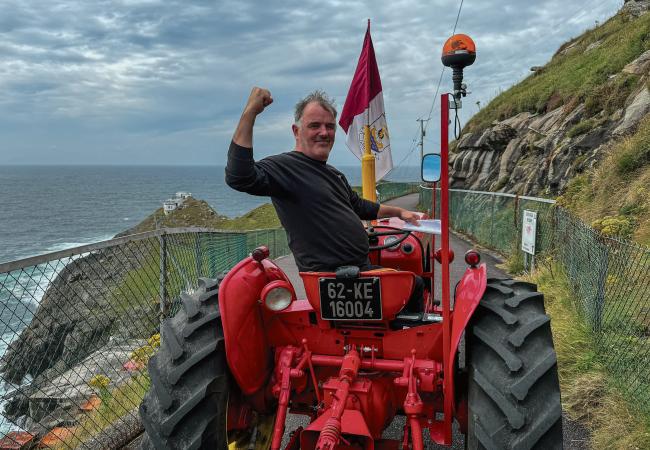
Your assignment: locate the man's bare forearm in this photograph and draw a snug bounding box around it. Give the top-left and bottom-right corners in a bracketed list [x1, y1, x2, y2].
[233, 111, 257, 148]
[377, 204, 420, 225]
[377, 204, 403, 218]
[232, 87, 273, 149]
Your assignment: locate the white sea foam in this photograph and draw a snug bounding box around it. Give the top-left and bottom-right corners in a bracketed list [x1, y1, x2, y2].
[44, 234, 115, 254]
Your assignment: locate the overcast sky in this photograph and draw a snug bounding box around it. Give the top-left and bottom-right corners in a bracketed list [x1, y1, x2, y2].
[0, 0, 623, 168]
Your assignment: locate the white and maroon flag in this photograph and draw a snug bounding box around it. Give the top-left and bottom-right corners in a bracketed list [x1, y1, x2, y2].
[339, 21, 393, 181]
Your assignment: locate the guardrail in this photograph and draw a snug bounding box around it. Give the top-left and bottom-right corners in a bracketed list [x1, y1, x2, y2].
[0, 227, 289, 449]
[418, 186, 650, 418]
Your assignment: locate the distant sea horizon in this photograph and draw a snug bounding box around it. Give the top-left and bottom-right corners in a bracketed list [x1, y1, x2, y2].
[0, 164, 421, 264]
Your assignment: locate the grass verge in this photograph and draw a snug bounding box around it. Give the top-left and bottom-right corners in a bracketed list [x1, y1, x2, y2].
[521, 260, 650, 450]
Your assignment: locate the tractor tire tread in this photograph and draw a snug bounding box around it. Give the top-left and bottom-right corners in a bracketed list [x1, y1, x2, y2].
[508, 316, 550, 348]
[183, 311, 221, 338]
[478, 300, 519, 325]
[505, 292, 543, 308]
[473, 367, 525, 429]
[198, 276, 220, 291]
[509, 352, 557, 401]
[147, 359, 173, 411]
[473, 325, 523, 371]
[486, 283, 514, 295]
[139, 277, 228, 450]
[181, 292, 201, 320]
[161, 320, 183, 361]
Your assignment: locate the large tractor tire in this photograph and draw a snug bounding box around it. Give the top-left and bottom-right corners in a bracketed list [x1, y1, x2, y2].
[466, 278, 563, 450]
[139, 276, 229, 450]
[138, 277, 274, 450]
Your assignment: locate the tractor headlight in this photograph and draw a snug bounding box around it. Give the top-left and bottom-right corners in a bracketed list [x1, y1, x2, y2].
[261, 280, 295, 312]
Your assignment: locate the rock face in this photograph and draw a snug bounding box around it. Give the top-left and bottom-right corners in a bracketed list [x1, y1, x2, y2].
[450, 70, 650, 196]
[623, 0, 650, 17]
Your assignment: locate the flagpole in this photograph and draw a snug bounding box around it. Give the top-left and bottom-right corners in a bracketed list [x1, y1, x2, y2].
[361, 19, 377, 202]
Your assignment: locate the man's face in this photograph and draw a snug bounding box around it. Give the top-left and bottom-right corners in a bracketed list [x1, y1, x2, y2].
[292, 102, 336, 161]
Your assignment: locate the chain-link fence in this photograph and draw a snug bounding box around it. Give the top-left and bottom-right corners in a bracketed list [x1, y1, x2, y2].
[418, 186, 650, 417]
[377, 182, 420, 202]
[553, 208, 650, 415]
[0, 227, 289, 449]
[418, 186, 556, 257]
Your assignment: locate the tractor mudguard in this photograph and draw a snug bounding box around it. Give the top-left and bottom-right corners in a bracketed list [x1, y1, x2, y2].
[219, 256, 290, 395]
[449, 263, 487, 374]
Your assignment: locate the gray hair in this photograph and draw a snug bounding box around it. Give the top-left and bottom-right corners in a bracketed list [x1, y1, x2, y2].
[294, 90, 337, 124]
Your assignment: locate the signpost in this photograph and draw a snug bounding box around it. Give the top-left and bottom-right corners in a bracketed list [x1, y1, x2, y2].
[521, 210, 537, 270]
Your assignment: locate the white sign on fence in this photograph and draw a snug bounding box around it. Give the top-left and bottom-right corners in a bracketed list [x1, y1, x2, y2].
[521, 210, 537, 255]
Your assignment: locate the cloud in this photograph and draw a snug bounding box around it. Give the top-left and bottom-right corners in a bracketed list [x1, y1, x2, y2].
[0, 0, 623, 166]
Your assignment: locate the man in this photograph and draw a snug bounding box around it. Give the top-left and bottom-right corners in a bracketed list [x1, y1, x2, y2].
[226, 87, 421, 290]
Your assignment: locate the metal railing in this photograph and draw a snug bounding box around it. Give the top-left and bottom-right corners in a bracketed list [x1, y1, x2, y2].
[418, 186, 650, 417]
[0, 227, 289, 449]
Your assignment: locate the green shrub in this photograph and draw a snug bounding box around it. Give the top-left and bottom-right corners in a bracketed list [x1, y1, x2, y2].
[614, 116, 650, 175]
[591, 215, 635, 238]
[567, 120, 596, 138]
[584, 73, 639, 117]
[493, 176, 509, 191]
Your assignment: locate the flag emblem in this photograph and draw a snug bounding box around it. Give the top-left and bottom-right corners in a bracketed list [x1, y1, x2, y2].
[339, 21, 393, 181]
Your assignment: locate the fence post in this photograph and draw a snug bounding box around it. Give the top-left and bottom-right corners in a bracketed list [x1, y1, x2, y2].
[594, 242, 608, 334]
[159, 233, 167, 323]
[490, 194, 496, 246]
[195, 233, 202, 278]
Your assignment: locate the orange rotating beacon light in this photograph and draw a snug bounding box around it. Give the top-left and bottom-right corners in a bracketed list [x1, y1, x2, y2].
[441, 34, 476, 102]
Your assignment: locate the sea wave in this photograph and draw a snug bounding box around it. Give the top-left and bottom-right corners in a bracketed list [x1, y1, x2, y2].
[44, 234, 115, 254]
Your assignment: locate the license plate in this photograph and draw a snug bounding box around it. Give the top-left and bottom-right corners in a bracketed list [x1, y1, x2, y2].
[319, 277, 382, 320]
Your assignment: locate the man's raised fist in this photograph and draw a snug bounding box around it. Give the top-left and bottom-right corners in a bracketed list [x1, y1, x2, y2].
[244, 87, 273, 116]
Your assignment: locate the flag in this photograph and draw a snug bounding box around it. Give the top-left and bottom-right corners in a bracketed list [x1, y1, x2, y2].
[339, 21, 393, 181]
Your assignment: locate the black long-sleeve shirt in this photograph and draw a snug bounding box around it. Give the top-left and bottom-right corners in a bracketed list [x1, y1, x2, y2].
[225, 141, 380, 272]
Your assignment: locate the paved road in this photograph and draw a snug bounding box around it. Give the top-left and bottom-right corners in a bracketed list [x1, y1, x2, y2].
[274, 193, 590, 449]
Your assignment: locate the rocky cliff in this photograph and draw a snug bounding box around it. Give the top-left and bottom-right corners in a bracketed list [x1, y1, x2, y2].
[451, 2, 650, 198]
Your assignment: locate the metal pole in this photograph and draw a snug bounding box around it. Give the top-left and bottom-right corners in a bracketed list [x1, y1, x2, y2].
[159, 234, 168, 322]
[195, 233, 202, 278]
[490, 194, 496, 246]
[440, 93, 452, 445]
[417, 118, 426, 160]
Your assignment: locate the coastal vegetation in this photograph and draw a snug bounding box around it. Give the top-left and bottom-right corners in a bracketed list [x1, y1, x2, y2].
[115, 197, 281, 236]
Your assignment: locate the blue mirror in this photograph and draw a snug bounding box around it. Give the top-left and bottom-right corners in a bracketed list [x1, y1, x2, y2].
[421, 153, 441, 182]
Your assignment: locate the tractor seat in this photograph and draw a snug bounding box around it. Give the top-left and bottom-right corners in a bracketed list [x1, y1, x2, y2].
[300, 267, 415, 321]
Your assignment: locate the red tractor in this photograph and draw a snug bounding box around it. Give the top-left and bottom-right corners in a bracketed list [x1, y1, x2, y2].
[138, 35, 562, 450]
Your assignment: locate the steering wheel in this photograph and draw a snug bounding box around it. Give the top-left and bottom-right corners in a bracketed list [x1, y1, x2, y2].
[366, 225, 412, 252]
